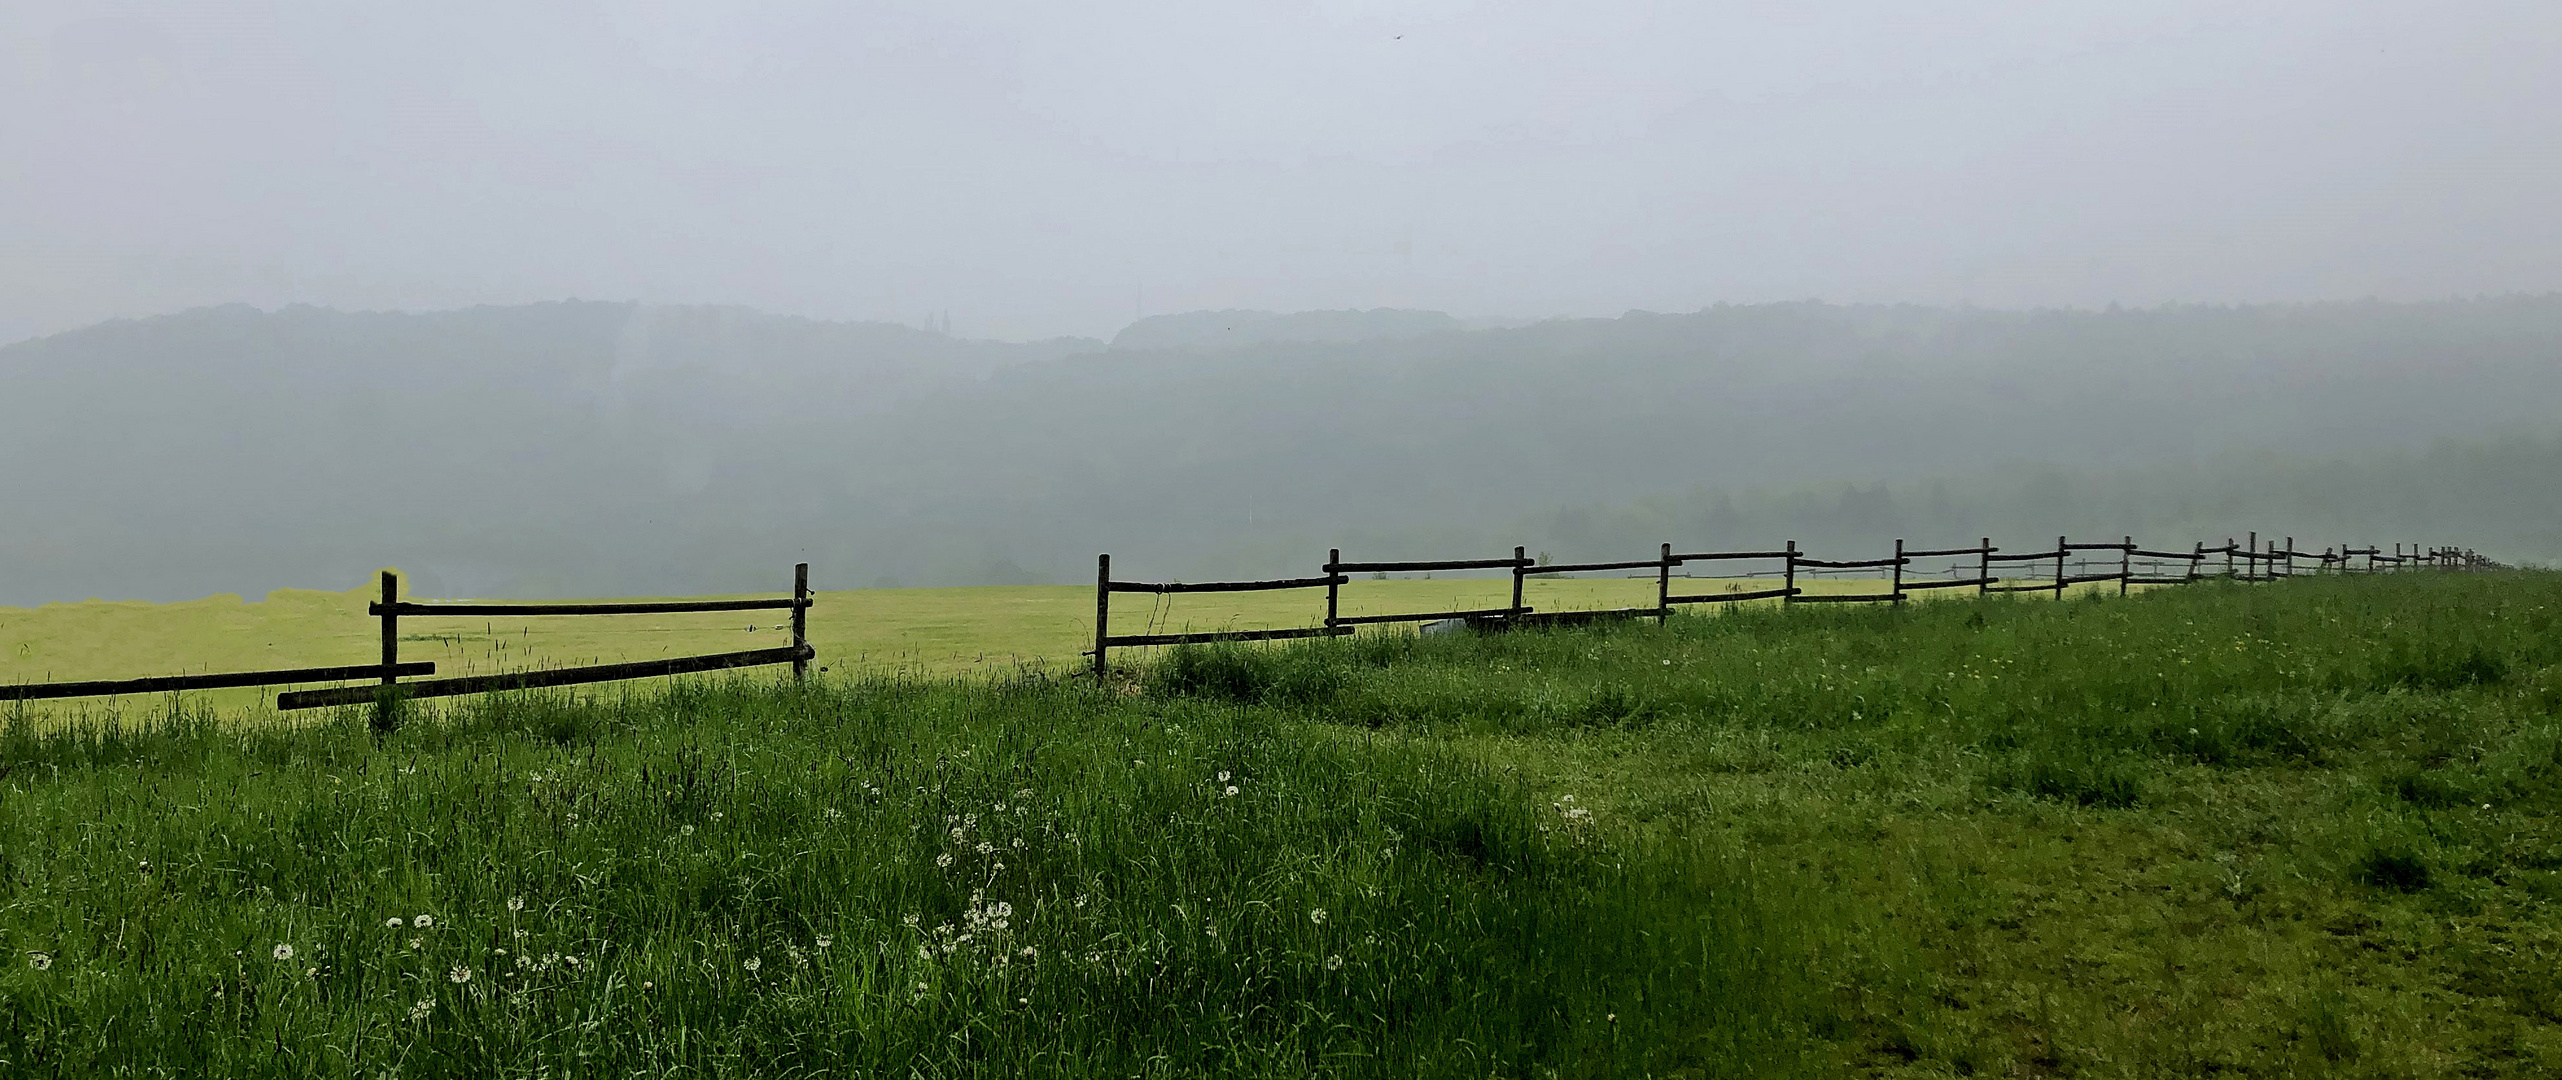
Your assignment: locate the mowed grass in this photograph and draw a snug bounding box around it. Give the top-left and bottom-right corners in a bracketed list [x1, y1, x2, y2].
[2, 571, 1976, 719]
[7, 570, 2558, 1075]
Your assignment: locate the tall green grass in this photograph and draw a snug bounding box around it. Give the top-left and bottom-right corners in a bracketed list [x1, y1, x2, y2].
[0, 677, 1825, 1075]
[5, 570, 2560, 1076]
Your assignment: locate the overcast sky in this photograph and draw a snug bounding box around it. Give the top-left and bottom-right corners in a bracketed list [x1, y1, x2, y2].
[4, 1, 2557, 344]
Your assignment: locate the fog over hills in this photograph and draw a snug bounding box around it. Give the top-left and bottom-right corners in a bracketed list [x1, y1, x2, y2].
[4, 297, 2558, 606]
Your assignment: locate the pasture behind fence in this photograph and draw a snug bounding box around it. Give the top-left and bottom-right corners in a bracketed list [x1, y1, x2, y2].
[2, 539, 2494, 708]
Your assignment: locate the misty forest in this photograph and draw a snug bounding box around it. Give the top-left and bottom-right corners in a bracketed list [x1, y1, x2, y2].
[5, 296, 2558, 606]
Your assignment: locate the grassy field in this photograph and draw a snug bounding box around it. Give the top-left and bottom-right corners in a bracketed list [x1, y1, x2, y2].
[2, 570, 2050, 718]
[4, 570, 2556, 1076]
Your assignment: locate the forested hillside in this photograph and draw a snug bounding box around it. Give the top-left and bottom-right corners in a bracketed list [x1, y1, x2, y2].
[4, 298, 2557, 604]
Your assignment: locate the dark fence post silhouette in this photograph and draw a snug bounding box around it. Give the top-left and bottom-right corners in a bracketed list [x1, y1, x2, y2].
[1092, 554, 1111, 680]
[377, 571, 400, 731]
[792, 562, 810, 682]
[1657, 543, 1672, 625]
[1510, 546, 1527, 619]
[1326, 548, 1341, 631]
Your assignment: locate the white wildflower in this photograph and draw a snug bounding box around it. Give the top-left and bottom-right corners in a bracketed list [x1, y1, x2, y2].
[273, 944, 294, 961]
[816, 935, 834, 949]
[1224, 785, 1239, 797]
[386, 917, 404, 928]
[408, 998, 435, 1021]
[27, 952, 52, 971]
[414, 914, 435, 929]
[448, 966, 472, 984]
[1217, 771, 1231, 783]
[1325, 954, 1344, 971]
[1309, 908, 1327, 926]
[743, 957, 761, 974]
[935, 853, 955, 868]
[507, 897, 525, 913]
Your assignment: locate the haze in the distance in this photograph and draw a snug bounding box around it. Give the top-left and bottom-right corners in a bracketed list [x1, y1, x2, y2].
[7, 1, 2560, 346]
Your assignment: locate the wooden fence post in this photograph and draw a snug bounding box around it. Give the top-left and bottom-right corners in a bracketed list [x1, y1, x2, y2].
[1783, 540, 1799, 605]
[2053, 536, 2068, 600]
[1978, 537, 1991, 597]
[1093, 554, 1110, 681]
[1891, 538, 1905, 605]
[2190, 541, 2203, 582]
[1326, 548, 1341, 631]
[1511, 545, 1528, 619]
[376, 570, 399, 732]
[2120, 535, 2132, 595]
[2284, 537, 2295, 579]
[791, 563, 810, 682]
[1657, 542, 1672, 625]
[2246, 532, 2257, 582]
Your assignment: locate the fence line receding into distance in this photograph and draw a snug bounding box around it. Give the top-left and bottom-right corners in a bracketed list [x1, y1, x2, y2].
[1088, 537, 2490, 676]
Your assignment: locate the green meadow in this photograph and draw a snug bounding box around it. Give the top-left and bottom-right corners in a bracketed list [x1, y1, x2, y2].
[2, 569, 2557, 1076]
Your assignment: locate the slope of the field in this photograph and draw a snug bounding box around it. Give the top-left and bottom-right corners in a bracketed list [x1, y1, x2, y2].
[0, 572, 2555, 1076]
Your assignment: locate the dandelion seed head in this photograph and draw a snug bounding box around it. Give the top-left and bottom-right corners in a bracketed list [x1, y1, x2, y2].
[27, 952, 52, 971]
[1310, 908, 1327, 925]
[273, 944, 294, 961]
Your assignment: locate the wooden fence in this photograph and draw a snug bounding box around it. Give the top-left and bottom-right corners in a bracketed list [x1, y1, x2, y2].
[4, 565, 815, 722]
[1089, 536, 2488, 676]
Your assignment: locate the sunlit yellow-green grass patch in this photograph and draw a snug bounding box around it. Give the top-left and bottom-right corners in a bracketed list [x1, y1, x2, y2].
[3, 572, 2072, 719]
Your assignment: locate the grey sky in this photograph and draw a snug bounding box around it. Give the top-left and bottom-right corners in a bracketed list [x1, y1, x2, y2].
[4, 1, 2557, 344]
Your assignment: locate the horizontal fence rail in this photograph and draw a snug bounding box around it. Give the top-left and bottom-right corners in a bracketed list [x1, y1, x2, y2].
[277, 646, 813, 710]
[3, 662, 435, 702]
[372, 598, 809, 617]
[1089, 534, 2491, 674]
